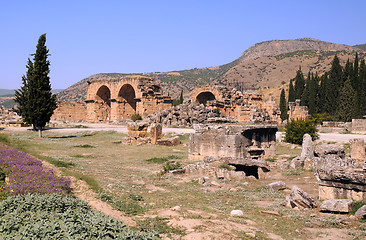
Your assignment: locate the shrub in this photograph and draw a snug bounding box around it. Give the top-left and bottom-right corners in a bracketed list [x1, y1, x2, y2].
[162, 161, 182, 173]
[285, 118, 318, 145]
[213, 108, 221, 117]
[131, 113, 142, 122]
[218, 164, 233, 171]
[0, 194, 157, 239]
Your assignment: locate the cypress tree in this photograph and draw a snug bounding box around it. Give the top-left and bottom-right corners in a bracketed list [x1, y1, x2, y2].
[302, 72, 311, 106]
[359, 59, 366, 116]
[294, 67, 305, 101]
[179, 90, 184, 104]
[318, 73, 328, 114]
[308, 73, 318, 115]
[279, 89, 288, 121]
[336, 77, 358, 122]
[288, 79, 295, 103]
[14, 34, 57, 138]
[326, 55, 343, 115]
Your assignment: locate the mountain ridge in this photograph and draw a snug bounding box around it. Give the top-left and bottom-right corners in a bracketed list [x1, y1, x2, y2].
[57, 38, 365, 103]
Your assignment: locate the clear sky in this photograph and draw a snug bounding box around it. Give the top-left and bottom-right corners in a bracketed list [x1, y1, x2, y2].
[1, 0, 365, 90]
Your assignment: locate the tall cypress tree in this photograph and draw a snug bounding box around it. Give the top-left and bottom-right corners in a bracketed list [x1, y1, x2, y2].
[308, 73, 318, 115]
[359, 59, 366, 116]
[288, 79, 295, 103]
[15, 34, 57, 138]
[179, 90, 184, 104]
[302, 72, 311, 106]
[294, 67, 305, 101]
[326, 55, 343, 115]
[279, 89, 288, 121]
[336, 77, 358, 122]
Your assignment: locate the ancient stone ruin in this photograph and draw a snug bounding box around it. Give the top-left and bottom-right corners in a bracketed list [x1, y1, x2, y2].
[85, 76, 172, 122]
[190, 85, 281, 123]
[288, 99, 309, 121]
[185, 124, 277, 180]
[189, 124, 277, 161]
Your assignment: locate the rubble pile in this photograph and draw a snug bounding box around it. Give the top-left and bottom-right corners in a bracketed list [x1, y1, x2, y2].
[146, 100, 237, 127]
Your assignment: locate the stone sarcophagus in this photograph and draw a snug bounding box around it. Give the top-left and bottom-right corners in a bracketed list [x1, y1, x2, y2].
[188, 124, 277, 161]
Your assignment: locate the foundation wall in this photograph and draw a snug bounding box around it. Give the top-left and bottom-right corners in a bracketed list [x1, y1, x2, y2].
[319, 185, 366, 201]
[51, 102, 87, 121]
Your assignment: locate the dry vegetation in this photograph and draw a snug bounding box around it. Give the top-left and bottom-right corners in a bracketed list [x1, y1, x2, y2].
[1, 130, 365, 239]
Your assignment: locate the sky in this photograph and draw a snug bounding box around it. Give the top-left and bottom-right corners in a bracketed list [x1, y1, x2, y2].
[1, 0, 365, 90]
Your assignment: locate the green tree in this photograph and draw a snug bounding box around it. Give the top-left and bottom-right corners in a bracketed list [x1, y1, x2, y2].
[308, 73, 318, 115]
[302, 72, 311, 106]
[288, 79, 295, 103]
[294, 67, 305, 101]
[285, 118, 318, 145]
[336, 77, 358, 122]
[179, 90, 184, 104]
[279, 89, 288, 121]
[325, 55, 343, 115]
[14, 34, 57, 138]
[359, 59, 366, 115]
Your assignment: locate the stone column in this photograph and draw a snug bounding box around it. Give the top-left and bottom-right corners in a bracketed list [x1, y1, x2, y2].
[301, 134, 314, 170]
[150, 123, 162, 144]
[350, 138, 365, 164]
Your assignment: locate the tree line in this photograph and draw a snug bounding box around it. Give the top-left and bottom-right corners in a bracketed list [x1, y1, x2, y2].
[280, 54, 366, 122]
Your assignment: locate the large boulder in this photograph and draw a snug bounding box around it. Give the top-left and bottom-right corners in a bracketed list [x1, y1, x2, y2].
[314, 144, 345, 158]
[355, 205, 366, 219]
[264, 181, 286, 191]
[286, 186, 318, 209]
[319, 199, 353, 213]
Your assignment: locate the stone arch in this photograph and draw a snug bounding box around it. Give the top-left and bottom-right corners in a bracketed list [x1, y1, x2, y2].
[95, 85, 111, 121]
[118, 84, 136, 118]
[196, 91, 216, 105]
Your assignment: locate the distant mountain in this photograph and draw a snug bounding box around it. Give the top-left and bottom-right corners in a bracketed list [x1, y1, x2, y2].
[0, 89, 15, 97]
[57, 38, 365, 102]
[354, 44, 366, 51]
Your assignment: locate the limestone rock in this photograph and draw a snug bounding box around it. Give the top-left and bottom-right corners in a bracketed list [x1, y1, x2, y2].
[290, 156, 304, 169]
[150, 123, 162, 144]
[287, 186, 317, 209]
[265, 181, 286, 191]
[314, 144, 345, 158]
[156, 136, 180, 146]
[355, 205, 366, 219]
[319, 199, 353, 213]
[230, 210, 244, 217]
[301, 134, 314, 159]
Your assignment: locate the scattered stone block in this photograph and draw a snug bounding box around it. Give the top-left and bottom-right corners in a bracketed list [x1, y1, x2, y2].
[301, 134, 314, 159]
[314, 144, 345, 158]
[156, 136, 180, 146]
[265, 181, 286, 191]
[350, 138, 365, 164]
[290, 156, 304, 169]
[287, 186, 317, 209]
[230, 210, 244, 217]
[150, 123, 162, 144]
[319, 199, 353, 213]
[355, 205, 366, 219]
[127, 121, 148, 138]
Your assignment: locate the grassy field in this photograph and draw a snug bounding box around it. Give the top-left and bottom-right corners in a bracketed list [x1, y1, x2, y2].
[0, 130, 364, 239]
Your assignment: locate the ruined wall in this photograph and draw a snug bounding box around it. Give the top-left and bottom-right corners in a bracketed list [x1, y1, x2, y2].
[352, 119, 366, 133]
[288, 99, 309, 120]
[191, 85, 280, 123]
[51, 102, 87, 121]
[189, 124, 277, 161]
[85, 75, 172, 122]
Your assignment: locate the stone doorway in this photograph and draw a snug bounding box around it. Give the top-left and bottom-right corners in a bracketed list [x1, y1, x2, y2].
[196, 91, 216, 106]
[96, 85, 111, 121]
[118, 84, 136, 119]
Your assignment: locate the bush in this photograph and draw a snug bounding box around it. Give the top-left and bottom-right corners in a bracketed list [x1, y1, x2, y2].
[0, 194, 157, 239]
[131, 113, 142, 122]
[284, 118, 318, 145]
[213, 108, 221, 117]
[218, 164, 233, 171]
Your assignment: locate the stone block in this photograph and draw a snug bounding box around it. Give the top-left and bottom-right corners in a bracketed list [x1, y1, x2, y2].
[355, 205, 366, 219]
[288, 186, 317, 209]
[264, 181, 286, 191]
[301, 134, 314, 159]
[319, 199, 353, 213]
[350, 138, 365, 163]
[230, 210, 244, 217]
[156, 136, 180, 146]
[150, 123, 162, 144]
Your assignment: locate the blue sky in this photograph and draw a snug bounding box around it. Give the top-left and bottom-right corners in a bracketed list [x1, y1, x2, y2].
[1, 0, 365, 89]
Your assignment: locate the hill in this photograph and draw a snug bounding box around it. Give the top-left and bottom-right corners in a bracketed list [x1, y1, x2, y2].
[354, 44, 366, 51]
[57, 38, 365, 102]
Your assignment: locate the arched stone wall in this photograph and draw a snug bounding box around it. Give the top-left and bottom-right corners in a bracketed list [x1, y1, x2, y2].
[195, 91, 216, 105]
[85, 75, 172, 122]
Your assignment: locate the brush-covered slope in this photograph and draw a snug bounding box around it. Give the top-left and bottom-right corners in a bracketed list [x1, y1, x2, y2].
[57, 38, 365, 102]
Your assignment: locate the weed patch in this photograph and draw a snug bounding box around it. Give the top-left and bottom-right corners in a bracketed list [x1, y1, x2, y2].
[73, 144, 95, 148]
[137, 217, 186, 237]
[146, 155, 182, 164]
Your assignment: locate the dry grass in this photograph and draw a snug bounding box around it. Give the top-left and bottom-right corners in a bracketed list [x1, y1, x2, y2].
[1, 130, 362, 239]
